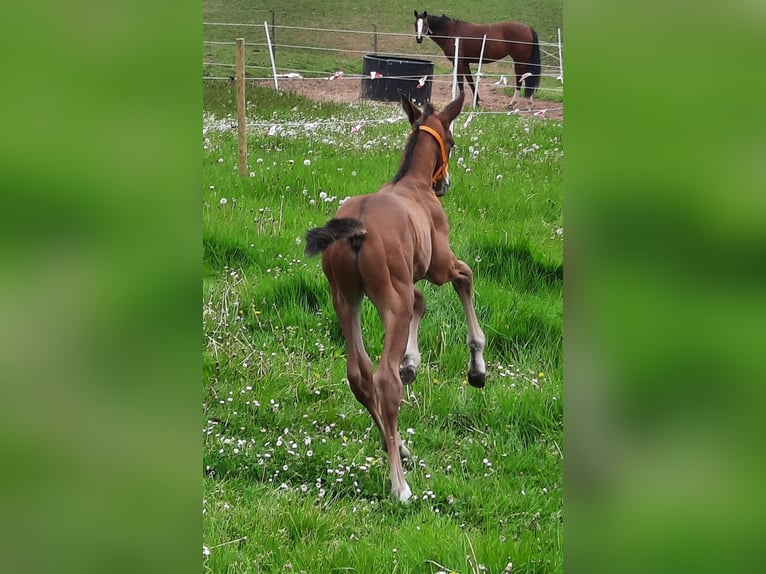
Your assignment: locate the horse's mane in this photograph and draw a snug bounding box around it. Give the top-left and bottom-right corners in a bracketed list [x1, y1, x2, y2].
[393, 103, 435, 183]
[427, 14, 453, 33]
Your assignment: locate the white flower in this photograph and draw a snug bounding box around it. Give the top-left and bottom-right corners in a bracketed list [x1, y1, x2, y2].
[217, 158, 224, 163]
[249, 171, 255, 177]
[256, 158, 264, 164]
[203, 546, 211, 556]
[303, 159, 311, 166]
[219, 197, 228, 205]
[319, 191, 327, 199]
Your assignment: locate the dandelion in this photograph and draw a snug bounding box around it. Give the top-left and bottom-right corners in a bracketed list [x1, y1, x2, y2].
[295, 237, 302, 245]
[219, 197, 228, 205]
[496, 174, 503, 181]
[256, 158, 264, 164]
[319, 191, 327, 200]
[217, 158, 224, 163]
[304, 159, 311, 166]
[203, 545, 211, 556]
[249, 171, 255, 177]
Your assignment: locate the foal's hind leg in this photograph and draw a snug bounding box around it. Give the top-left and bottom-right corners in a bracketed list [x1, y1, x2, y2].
[369, 281, 415, 502]
[331, 288, 386, 443]
[400, 287, 424, 385]
[451, 259, 487, 387]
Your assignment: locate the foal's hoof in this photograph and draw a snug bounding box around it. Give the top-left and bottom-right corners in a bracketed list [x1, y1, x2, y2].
[400, 365, 417, 385]
[392, 483, 413, 504]
[468, 371, 486, 388]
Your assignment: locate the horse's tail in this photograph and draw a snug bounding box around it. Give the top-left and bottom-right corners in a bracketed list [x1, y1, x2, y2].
[524, 28, 542, 97]
[305, 217, 367, 256]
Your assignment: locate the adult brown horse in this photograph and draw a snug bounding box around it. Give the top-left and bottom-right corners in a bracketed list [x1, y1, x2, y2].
[304, 92, 486, 503]
[414, 10, 541, 109]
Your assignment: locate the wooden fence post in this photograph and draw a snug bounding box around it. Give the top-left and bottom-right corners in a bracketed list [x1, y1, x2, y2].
[373, 24, 378, 54]
[236, 38, 248, 177]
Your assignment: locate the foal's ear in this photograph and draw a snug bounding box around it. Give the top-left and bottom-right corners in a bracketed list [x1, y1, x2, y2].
[401, 96, 422, 126]
[440, 91, 465, 125]
[414, 9, 418, 17]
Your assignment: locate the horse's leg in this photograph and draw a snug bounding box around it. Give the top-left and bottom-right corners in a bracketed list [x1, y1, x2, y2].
[370, 280, 414, 503]
[450, 259, 487, 387]
[459, 59, 479, 104]
[399, 286, 424, 385]
[452, 58, 466, 94]
[331, 287, 386, 446]
[512, 61, 533, 111]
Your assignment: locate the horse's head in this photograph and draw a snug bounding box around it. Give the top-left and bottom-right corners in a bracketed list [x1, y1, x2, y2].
[401, 91, 464, 197]
[413, 10, 429, 44]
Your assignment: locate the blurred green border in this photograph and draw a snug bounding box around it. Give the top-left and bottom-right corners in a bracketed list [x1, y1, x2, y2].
[566, 2, 766, 573]
[0, 2, 201, 573]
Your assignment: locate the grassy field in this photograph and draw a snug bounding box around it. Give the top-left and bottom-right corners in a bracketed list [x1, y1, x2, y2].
[202, 79, 562, 573]
[203, 0, 564, 102]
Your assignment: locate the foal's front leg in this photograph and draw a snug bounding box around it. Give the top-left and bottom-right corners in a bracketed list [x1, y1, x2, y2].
[451, 259, 487, 387]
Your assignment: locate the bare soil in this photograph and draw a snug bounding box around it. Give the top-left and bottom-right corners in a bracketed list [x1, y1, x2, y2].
[260, 78, 563, 121]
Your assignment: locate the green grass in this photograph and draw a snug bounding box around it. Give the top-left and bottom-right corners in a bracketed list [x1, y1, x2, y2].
[203, 83, 561, 573]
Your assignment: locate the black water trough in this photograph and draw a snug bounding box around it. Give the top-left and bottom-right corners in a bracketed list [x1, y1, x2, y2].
[360, 54, 434, 105]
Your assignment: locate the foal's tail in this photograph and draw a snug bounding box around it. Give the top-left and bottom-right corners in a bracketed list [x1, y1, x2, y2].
[524, 28, 541, 97]
[304, 217, 367, 256]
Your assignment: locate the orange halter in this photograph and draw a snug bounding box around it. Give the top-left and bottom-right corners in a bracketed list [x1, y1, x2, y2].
[416, 124, 449, 188]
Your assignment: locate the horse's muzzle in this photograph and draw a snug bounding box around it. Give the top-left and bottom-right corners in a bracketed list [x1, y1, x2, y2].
[435, 174, 450, 197]
[416, 36, 423, 44]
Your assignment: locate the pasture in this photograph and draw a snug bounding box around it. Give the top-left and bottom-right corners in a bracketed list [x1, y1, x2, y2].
[203, 0, 564, 105]
[202, 81, 562, 572]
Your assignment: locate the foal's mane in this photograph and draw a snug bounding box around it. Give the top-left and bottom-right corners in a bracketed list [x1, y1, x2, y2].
[392, 102, 436, 183]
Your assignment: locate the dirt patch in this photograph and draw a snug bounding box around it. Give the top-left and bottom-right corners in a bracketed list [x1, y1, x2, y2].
[259, 78, 563, 122]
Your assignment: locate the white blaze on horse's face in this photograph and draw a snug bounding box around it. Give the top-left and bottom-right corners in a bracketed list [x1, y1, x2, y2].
[416, 18, 424, 43]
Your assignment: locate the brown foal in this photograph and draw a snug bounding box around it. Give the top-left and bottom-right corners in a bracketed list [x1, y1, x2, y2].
[304, 92, 486, 503]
